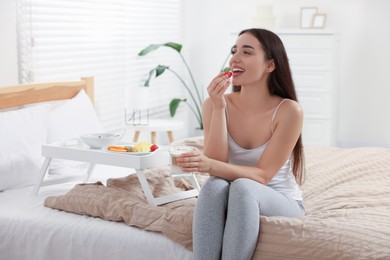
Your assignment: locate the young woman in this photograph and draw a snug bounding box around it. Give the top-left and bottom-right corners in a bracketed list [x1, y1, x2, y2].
[176, 28, 305, 260]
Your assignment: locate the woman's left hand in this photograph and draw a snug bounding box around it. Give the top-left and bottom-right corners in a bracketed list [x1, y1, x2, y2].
[175, 149, 211, 173]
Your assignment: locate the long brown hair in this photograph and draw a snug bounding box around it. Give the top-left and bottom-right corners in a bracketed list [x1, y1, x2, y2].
[234, 28, 305, 185]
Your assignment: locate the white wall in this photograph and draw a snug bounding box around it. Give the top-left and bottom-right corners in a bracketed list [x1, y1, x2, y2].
[0, 0, 18, 85]
[183, 0, 390, 147]
[2, 0, 390, 147]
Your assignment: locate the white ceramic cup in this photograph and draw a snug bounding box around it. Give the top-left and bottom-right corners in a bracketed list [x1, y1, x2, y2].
[169, 145, 194, 177]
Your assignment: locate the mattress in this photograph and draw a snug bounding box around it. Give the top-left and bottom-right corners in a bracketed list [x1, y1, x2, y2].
[40, 142, 390, 259]
[252, 146, 390, 259]
[0, 165, 193, 260]
[2, 143, 390, 259]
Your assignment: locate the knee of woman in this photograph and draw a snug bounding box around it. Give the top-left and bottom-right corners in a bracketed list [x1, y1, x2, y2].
[200, 177, 230, 197]
[230, 178, 259, 198]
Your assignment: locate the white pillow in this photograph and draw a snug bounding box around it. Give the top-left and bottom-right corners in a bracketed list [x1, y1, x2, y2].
[48, 89, 104, 142]
[0, 104, 51, 191]
[47, 89, 104, 175]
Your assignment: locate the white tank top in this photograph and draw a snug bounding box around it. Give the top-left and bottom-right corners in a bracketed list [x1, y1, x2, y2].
[227, 99, 303, 201]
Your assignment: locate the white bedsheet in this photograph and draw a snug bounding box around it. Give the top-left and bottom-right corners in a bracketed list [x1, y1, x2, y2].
[0, 165, 193, 260]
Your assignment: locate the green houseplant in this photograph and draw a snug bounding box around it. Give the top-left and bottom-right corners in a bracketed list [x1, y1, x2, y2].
[138, 42, 230, 130]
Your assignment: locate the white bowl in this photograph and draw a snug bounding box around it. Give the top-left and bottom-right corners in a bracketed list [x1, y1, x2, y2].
[80, 133, 121, 149]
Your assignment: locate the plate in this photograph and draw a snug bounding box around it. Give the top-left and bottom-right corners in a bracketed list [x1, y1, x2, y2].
[103, 147, 152, 156]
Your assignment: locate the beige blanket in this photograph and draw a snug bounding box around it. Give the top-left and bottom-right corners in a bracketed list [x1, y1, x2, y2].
[45, 168, 207, 250]
[45, 141, 390, 259]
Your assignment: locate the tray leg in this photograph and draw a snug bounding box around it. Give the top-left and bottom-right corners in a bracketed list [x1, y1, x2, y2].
[136, 170, 201, 206]
[189, 173, 201, 190]
[153, 189, 199, 206]
[84, 163, 96, 183]
[32, 157, 52, 195]
[136, 169, 157, 206]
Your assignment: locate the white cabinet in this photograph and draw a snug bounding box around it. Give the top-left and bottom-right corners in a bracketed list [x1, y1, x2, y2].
[277, 30, 338, 147]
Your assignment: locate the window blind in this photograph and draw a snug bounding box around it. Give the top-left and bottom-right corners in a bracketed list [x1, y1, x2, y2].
[17, 0, 184, 132]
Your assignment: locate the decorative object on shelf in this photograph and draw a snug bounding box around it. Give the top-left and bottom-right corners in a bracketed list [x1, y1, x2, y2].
[300, 7, 318, 28]
[138, 43, 204, 130]
[312, 13, 327, 29]
[300, 7, 327, 29]
[251, 5, 276, 29]
[125, 86, 150, 126]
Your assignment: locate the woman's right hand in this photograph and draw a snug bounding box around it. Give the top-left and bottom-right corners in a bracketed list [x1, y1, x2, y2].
[175, 149, 212, 174]
[207, 71, 232, 109]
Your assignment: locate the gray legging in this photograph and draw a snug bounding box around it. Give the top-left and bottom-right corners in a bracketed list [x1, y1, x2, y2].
[192, 177, 304, 260]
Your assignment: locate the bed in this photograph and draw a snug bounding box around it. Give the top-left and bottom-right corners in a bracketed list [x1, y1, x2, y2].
[1, 78, 390, 260]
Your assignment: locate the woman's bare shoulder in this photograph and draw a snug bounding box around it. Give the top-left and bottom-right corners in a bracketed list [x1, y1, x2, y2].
[277, 99, 303, 124]
[282, 99, 303, 115]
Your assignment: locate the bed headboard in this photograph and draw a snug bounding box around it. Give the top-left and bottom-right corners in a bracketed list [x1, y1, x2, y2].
[0, 77, 94, 109]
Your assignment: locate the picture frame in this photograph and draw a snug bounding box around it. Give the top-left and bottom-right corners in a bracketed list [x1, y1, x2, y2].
[312, 13, 327, 29]
[300, 7, 318, 29]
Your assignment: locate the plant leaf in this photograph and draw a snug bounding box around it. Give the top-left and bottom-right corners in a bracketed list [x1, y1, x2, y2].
[164, 42, 182, 53]
[144, 68, 155, 87]
[169, 98, 186, 117]
[138, 42, 182, 56]
[138, 44, 162, 56]
[144, 65, 168, 86]
[156, 65, 168, 77]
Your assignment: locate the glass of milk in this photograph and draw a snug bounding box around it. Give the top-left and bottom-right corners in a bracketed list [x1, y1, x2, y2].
[168, 146, 194, 177]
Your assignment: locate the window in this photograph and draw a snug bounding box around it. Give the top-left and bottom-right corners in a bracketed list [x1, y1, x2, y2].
[17, 0, 184, 132]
